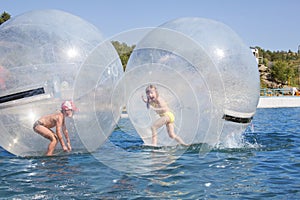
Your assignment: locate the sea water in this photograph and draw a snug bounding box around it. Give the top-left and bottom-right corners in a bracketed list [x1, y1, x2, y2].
[0, 108, 300, 199]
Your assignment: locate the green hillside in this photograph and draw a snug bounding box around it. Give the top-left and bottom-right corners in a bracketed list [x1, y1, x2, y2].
[256, 47, 300, 89]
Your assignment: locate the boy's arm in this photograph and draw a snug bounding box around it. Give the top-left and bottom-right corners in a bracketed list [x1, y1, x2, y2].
[56, 117, 68, 151]
[62, 122, 71, 151]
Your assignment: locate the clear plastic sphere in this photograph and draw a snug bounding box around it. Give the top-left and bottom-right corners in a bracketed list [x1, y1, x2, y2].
[124, 17, 259, 147]
[0, 10, 123, 156]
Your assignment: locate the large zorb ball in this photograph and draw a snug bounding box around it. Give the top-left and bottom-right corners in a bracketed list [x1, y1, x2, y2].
[0, 10, 123, 156]
[124, 17, 259, 147]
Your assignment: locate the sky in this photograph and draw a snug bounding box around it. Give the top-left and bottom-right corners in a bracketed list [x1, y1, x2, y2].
[1, 0, 299, 52]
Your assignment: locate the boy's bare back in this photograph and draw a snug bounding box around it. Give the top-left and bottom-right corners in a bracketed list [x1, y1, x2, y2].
[38, 111, 64, 129]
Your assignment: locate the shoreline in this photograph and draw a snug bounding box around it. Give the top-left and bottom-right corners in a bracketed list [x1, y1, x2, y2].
[257, 96, 300, 108]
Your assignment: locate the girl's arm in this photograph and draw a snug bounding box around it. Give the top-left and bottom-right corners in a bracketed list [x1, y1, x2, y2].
[142, 95, 150, 109]
[141, 95, 147, 103]
[150, 97, 168, 111]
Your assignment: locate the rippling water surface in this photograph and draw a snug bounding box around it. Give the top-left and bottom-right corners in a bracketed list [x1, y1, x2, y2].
[1, 108, 300, 199]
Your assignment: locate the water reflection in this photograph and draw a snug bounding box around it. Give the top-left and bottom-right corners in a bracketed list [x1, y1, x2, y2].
[94, 139, 189, 174]
[33, 155, 79, 178]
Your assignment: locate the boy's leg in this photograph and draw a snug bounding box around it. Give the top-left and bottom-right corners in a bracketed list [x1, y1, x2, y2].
[34, 125, 58, 156]
[46, 134, 58, 156]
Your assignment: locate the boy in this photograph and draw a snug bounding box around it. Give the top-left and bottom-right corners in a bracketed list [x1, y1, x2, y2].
[33, 100, 78, 156]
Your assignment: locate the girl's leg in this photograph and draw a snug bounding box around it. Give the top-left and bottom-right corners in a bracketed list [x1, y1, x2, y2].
[34, 125, 58, 156]
[151, 116, 168, 146]
[166, 123, 188, 146]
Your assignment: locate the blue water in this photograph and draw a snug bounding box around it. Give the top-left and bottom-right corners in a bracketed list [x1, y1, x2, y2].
[1, 108, 300, 199]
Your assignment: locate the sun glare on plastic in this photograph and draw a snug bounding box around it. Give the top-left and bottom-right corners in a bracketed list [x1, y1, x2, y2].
[66, 47, 79, 58]
[215, 48, 225, 59]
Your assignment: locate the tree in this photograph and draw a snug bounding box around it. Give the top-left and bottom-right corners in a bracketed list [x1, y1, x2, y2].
[111, 41, 135, 71]
[270, 60, 297, 85]
[271, 60, 286, 83]
[286, 67, 295, 85]
[0, 12, 11, 25]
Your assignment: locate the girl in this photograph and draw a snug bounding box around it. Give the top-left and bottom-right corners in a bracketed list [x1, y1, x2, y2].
[142, 85, 187, 146]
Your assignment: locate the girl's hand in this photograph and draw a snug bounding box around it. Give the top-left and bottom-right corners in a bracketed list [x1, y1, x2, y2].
[141, 95, 146, 102]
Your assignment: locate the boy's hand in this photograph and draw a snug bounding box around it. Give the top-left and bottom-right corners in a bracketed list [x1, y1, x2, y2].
[67, 142, 72, 152]
[62, 145, 68, 152]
